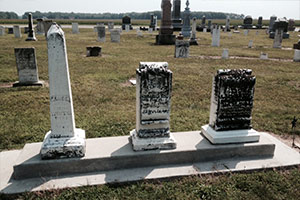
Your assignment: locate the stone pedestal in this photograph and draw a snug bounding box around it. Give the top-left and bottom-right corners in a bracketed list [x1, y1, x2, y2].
[202, 69, 259, 144]
[72, 23, 79, 34]
[110, 29, 121, 43]
[96, 25, 106, 42]
[130, 62, 176, 151]
[25, 13, 37, 41]
[156, 34, 176, 45]
[86, 46, 102, 57]
[13, 25, 21, 38]
[221, 48, 229, 59]
[293, 49, 300, 62]
[13, 48, 43, 87]
[41, 23, 86, 159]
[175, 40, 189, 58]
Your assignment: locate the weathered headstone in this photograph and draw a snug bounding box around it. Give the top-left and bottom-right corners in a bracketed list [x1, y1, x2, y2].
[137, 30, 143, 37]
[122, 16, 132, 30]
[256, 31, 259, 35]
[248, 40, 253, 48]
[260, 52, 268, 60]
[72, 23, 79, 34]
[130, 62, 176, 151]
[150, 14, 158, 30]
[8, 27, 13, 34]
[0, 26, 5, 36]
[96, 25, 106, 42]
[43, 19, 53, 37]
[86, 46, 102, 57]
[125, 24, 130, 32]
[172, 0, 182, 31]
[294, 49, 300, 62]
[201, 69, 259, 144]
[211, 26, 220, 47]
[148, 28, 153, 33]
[41, 23, 86, 159]
[108, 22, 114, 31]
[13, 48, 43, 87]
[13, 25, 21, 38]
[110, 29, 121, 43]
[243, 15, 253, 29]
[257, 16, 263, 29]
[269, 18, 289, 39]
[189, 17, 198, 45]
[26, 13, 37, 41]
[181, 0, 191, 38]
[156, 0, 176, 45]
[221, 48, 229, 59]
[268, 15, 277, 33]
[225, 16, 230, 31]
[36, 18, 45, 34]
[273, 29, 283, 48]
[175, 39, 189, 58]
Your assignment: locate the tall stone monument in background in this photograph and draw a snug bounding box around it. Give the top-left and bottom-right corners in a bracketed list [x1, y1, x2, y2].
[181, 0, 191, 38]
[149, 14, 158, 30]
[130, 62, 176, 151]
[202, 69, 260, 144]
[156, 0, 176, 45]
[268, 15, 277, 33]
[41, 24, 86, 159]
[243, 15, 253, 29]
[25, 13, 37, 41]
[257, 16, 263, 29]
[172, 0, 182, 31]
[225, 16, 230, 32]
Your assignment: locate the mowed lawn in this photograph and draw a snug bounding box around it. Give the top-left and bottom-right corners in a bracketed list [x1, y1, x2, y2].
[0, 25, 299, 199]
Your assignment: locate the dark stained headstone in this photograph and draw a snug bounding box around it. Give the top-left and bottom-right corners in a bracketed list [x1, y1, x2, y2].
[122, 16, 132, 30]
[209, 69, 256, 131]
[8, 27, 13, 34]
[243, 15, 253, 29]
[86, 46, 102, 57]
[149, 14, 158, 30]
[257, 16, 263, 29]
[26, 13, 37, 41]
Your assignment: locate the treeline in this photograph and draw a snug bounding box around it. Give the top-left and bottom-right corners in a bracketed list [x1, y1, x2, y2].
[20, 11, 244, 20]
[0, 11, 19, 19]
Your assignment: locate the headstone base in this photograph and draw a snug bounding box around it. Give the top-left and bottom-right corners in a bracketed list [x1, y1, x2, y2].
[130, 129, 177, 151]
[13, 80, 44, 87]
[201, 124, 260, 144]
[40, 128, 86, 159]
[156, 34, 176, 45]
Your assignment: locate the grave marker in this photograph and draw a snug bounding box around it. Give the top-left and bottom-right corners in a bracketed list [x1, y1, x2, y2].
[175, 39, 190, 58]
[222, 48, 229, 59]
[211, 26, 220, 47]
[96, 25, 106, 42]
[13, 25, 21, 38]
[86, 46, 102, 57]
[0, 26, 5, 36]
[181, 0, 191, 38]
[26, 13, 37, 41]
[111, 29, 121, 43]
[72, 23, 79, 34]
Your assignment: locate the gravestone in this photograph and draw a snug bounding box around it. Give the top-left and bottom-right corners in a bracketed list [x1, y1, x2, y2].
[225, 16, 230, 32]
[41, 23, 86, 159]
[273, 29, 283, 48]
[0, 26, 5, 36]
[148, 28, 153, 33]
[243, 15, 253, 29]
[268, 15, 277, 33]
[125, 24, 130, 32]
[156, 0, 176, 45]
[36, 18, 45, 34]
[13, 48, 43, 87]
[260, 52, 268, 60]
[86, 46, 102, 57]
[181, 0, 192, 38]
[13, 25, 21, 38]
[96, 25, 106, 42]
[108, 22, 114, 31]
[248, 40, 253, 48]
[256, 31, 259, 35]
[43, 19, 53, 37]
[150, 14, 158, 30]
[257, 16, 263, 29]
[293, 40, 300, 50]
[201, 69, 259, 144]
[122, 16, 132, 30]
[8, 27, 13, 34]
[244, 29, 249, 36]
[26, 13, 37, 41]
[269, 18, 289, 39]
[175, 39, 190, 58]
[222, 49, 229, 59]
[72, 23, 79, 34]
[203, 28, 207, 33]
[172, 0, 182, 31]
[201, 15, 206, 28]
[294, 49, 300, 62]
[110, 29, 121, 43]
[130, 62, 176, 151]
[211, 26, 220, 47]
[190, 17, 198, 45]
[137, 30, 143, 37]
[207, 20, 212, 32]
[288, 19, 295, 31]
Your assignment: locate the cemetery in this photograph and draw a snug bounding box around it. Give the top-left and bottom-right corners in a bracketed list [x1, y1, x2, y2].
[0, 0, 300, 199]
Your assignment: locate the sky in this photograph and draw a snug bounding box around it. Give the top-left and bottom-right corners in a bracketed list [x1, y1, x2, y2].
[0, 0, 299, 19]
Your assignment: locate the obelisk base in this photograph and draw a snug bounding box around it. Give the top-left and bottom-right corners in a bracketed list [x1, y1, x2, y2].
[40, 128, 86, 159]
[130, 129, 177, 151]
[156, 34, 176, 45]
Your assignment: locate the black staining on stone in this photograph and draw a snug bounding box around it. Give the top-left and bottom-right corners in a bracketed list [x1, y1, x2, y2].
[210, 69, 256, 131]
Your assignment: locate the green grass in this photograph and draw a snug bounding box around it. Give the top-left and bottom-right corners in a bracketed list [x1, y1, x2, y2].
[0, 27, 299, 198]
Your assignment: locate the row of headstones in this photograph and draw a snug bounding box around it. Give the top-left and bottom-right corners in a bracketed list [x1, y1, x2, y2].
[38, 24, 260, 158]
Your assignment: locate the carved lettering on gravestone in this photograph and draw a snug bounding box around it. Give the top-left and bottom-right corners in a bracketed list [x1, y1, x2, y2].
[136, 62, 172, 138]
[175, 40, 189, 58]
[209, 69, 256, 131]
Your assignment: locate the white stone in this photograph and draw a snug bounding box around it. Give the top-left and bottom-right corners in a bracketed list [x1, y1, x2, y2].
[175, 40, 190, 58]
[148, 28, 153, 33]
[0, 26, 5, 36]
[203, 28, 207, 33]
[260, 52, 268, 60]
[211, 26, 220, 47]
[72, 23, 79, 34]
[273, 29, 283, 48]
[96, 25, 106, 42]
[201, 124, 260, 144]
[130, 130, 176, 151]
[248, 40, 253, 48]
[111, 29, 121, 43]
[221, 48, 229, 59]
[125, 24, 130, 32]
[244, 29, 249, 36]
[293, 49, 300, 62]
[13, 25, 21, 38]
[41, 24, 85, 159]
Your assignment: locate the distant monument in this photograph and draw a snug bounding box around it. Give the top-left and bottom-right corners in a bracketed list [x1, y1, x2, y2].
[225, 16, 230, 32]
[122, 16, 132, 30]
[156, 0, 176, 45]
[172, 0, 182, 31]
[181, 0, 191, 38]
[26, 13, 37, 41]
[288, 19, 295, 31]
[269, 18, 289, 39]
[189, 17, 198, 45]
[149, 14, 158, 30]
[202, 69, 260, 144]
[130, 62, 176, 151]
[211, 26, 220, 47]
[257, 16, 263, 29]
[243, 15, 253, 29]
[268, 15, 277, 33]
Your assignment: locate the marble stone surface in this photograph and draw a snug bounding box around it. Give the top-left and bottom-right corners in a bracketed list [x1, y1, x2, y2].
[131, 62, 176, 150]
[26, 13, 37, 41]
[175, 40, 190, 58]
[86, 46, 102, 57]
[225, 16, 230, 31]
[211, 26, 220, 47]
[13, 25, 21, 38]
[72, 23, 79, 34]
[41, 23, 86, 159]
[96, 25, 106, 42]
[13, 48, 43, 87]
[110, 29, 121, 43]
[125, 24, 130, 32]
[293, 49, 300, 62]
